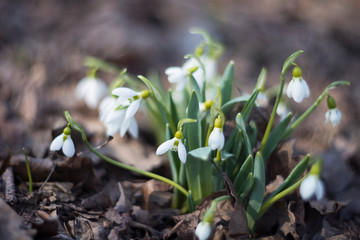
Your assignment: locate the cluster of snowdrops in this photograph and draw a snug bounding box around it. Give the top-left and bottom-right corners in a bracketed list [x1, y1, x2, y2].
[49, 29, 348, 239]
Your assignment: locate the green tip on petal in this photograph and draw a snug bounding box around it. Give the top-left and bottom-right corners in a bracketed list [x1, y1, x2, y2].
[292, 66, 302, 78]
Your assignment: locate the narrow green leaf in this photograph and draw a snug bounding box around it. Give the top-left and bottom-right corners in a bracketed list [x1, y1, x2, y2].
[185, 91, 200, 150]
[239, 173, 254, 202]
[262, 112, 293, 161]
[220, 61, 234, 105]
[247, 120, 258, 149]
[233, 155, 253, 192]
[236, 114, 252, 157]
[221, 95, 251, 116]
[246, 152, 265, 233]
[169, 91, 179, 126]
[166, 124, 179, 183]
[138, 75, 163, 101]
[241, 89, 259, 123]
[187, 191, 196, 212]
[223, 129, 237, 152]
[188, 74, 203, 103]
[265, 154, 310, 201]
[281, 50, 303, 74]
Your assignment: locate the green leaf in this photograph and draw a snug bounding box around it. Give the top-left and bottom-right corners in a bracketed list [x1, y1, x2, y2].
[166, 124, 179, 183]
[265, 154, 310, 202]
[187, 191, 196, 212]
[241, 89, 259, 123]
[83, 56, 121, 74]
[247, 121, 258, 149]
[223, 129, 237, 153]
[236, 114, 252, 157]
[221, 95, 251, 116]
[169, 91, 179, 127]
[220, 61, 234, 105]
[188, 74, 203, 103]
[239, 173, 254, 201]
[246, 152, 265, 233]
[262, 112, 293, 161]
[281, 50, 303, 75]
[138, 75, 163, 101]
[188, 147, 212, 161]
[233, 155, 253, 193]
[185, 91, 200, 150]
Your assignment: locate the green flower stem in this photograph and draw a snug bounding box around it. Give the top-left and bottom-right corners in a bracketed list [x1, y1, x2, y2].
[203, 195, 230, 222]
[22, 148, 33, 194]
[259, 173, 309, 217]
[260, 71, 286, 153]
[282, 81, 350, 139]
[64, 111, 188, 197]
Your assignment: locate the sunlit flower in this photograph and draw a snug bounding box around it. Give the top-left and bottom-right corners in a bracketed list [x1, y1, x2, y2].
[195, 221, 212, 240]
[325, 95, 341, 127]
[99, 96, 138, 138]
[165, 56, 217, 91]
[208, 116, 225, 151]
[286, 66, 310, 103]
[75, 77, 108, 109]
[112, 87, 150, 120]
[50, 125, 75, 157]
[156, 130, 187, 163]
[300, 175, 325, 201]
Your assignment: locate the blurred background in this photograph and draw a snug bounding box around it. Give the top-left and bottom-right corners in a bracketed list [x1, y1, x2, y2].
[0, 0, 360, 180]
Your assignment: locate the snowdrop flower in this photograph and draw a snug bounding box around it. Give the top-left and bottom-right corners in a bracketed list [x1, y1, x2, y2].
[300, 160, 324, 201]
[156, 130, 187, 163]
[208, 116, 225, 151]
[112, 87, 150, 120]
[300, 175, 325, 201]
[276, 101, 290, 120]
[75, 76, 108, 109]
[165, 56, 216, 91]
[50, 125, 75, 157]
[99, 96, 138, 138]
[287, 66, 310, 103]
[195, 221, 212, 240]
[256, 92, 268, 107]
[325, 95, 341, 126]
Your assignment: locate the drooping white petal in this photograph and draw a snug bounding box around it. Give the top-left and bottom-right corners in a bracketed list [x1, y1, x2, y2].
[128, 118, 139, 138]
[165, 67, 186, 84]
[62, 137, 75, 157]
[125, 99, 141, 119]
[292, 78, 306, 103]
[315, 179, 325, 200]
[112, 87, 139, 98]
[85, 78, 108, 109]
[208, 128, 220, 150]
[50, 134, 64, 151]
[286, 80, 294, 99]
[301, 78, 310, 98]
[75, 77, 89, 99]
[195, 221, 212, 240]
[99, 96, 117, 122]
[330, 109, 341, 126]
[120, 117, 131, 137]
[156, 138, 176, 155]
[203, 57, 217, 81]
[325, 111, 330, 123]
[300, 175, 318, 201]
[177, 141, 187, 163]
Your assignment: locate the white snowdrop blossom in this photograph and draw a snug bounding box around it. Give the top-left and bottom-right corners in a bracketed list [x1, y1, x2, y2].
[286, 66, 310, 103]
[208, 116, 225, 151]
[276, 102, 290, 120]
[112, 87, 150, 120]
[50, 125, 75, 157]
[165, 56, 217, 91]
[325, 95, 341, 127]
[300, 175, 325, 201]
[256, 92, 269, 107]
[75, 77, 108, 109]
[325, 108, 341, 127]
[156, 130, 187, 163]
[99, 96, 138, 138]
[195, 221, 212, 240]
